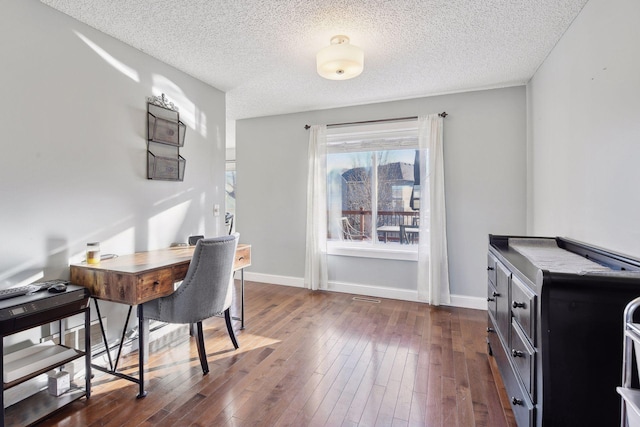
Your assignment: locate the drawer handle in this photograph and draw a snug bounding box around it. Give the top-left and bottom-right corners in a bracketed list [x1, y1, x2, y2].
[487, 297, 495, 302]
[153, 280, 160, 286]
[512, 301, 526, 309]
[492, 291, 501, 298]
[511, 397, 523, 406]
[487, 266, 495, 271]
[238, 256, 245, 260]
[487, 327, 495, 333]
[511, 349, 524, 358]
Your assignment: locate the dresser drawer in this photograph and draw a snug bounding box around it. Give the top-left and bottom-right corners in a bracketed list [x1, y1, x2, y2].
[487, 281, 498, 320]
[495, 261, 511, 344]
[487, 253, 497, 286]
[509, 386, 535, 427]
[489, 320, 535, 427]
[511, 275, 536, 344]
[511, 320, 536, 400]
[487, 311, 503, 355]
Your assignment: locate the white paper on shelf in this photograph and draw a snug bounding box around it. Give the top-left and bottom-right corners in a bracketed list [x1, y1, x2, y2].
[3, 341, 77, 383]
[3, 374, 48, 408]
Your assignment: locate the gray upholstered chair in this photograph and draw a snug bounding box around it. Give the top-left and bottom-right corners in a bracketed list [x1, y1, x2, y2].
[141, 233, 239, 374]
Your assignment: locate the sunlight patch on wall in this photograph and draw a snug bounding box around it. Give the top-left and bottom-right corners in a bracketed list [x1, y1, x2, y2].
[66, 215, 137, 263]
[99, 227, 136, 258]
[152, 74, 207, 138]
[153, 188, 195, 207]
[148, 200, 191, 249]
[215, 123, 223, 152]
[74, 31, 140, 83]
[199, 192, 206, 235]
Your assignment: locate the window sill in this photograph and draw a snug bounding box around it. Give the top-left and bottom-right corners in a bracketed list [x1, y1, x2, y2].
[327, 241, 419, 261]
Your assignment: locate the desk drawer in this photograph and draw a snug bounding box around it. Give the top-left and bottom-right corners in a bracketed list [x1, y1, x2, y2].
[172, 262, 190, 282]
[137, 269, 174, 303]
[234, 245, 251, 270]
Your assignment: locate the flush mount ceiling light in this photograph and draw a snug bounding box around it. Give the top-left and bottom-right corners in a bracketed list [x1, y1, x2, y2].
[316, 35, 364, 80]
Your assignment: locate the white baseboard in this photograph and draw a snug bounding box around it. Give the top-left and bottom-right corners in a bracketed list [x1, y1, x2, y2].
[324, 280, 421, 303]
[243, 272, 487, 310]
[243, 272, 304, 288]
[449, 294, 488, 310]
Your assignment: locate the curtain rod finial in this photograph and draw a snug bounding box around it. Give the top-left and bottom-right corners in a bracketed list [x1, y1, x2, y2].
[439, 112, 448, 118]
[304, 124, 311, 130]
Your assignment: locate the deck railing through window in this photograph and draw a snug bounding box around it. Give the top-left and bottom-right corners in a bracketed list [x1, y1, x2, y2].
[335, 209, 419, 242]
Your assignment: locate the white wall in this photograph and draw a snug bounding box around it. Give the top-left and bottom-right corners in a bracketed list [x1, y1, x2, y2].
[0, 1, 226, 342]
[528, 0, 640, 257]
[236, 87, 527, 307]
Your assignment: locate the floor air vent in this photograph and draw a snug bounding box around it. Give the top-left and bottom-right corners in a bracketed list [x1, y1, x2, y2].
[352, 296, 381, 303]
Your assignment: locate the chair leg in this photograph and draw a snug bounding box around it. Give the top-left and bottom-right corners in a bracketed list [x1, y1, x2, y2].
[224, 308, 239, 349]
[195, 321, 209, 375]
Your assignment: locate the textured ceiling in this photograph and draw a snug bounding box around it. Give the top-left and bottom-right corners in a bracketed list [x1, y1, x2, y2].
[40, 0, 589, 120]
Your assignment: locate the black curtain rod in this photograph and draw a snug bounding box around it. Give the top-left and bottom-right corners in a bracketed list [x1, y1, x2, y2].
[303, 112, 447, 130]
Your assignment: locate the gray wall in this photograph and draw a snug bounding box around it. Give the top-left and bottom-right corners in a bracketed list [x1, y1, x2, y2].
[236, 86, 527, 304]
[1, 1, 226, 342]
[528, 0, 640, 257]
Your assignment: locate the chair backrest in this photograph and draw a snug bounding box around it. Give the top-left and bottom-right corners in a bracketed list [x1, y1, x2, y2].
[146, 233, 239, 324]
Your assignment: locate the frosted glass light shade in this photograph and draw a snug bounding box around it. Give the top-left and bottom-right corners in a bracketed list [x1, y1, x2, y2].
[316, 35, 364, 80]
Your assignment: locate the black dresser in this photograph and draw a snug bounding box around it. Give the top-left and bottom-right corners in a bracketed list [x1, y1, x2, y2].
[487, 235, 640, 426]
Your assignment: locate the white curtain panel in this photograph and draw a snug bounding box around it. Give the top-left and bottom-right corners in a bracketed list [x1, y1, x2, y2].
[304, 125, 328, 291]
[417, 114, 451, 305]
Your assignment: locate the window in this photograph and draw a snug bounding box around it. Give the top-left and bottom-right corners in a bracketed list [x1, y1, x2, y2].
[326, 121, 425, 254]
[225, 161, 236, 234]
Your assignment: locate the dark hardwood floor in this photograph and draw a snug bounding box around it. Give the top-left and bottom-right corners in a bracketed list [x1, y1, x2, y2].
[43, 282, 515, 426]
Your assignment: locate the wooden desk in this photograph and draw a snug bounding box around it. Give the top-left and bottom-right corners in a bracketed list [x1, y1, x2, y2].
[70, 244, 251, 305]
[69, 244, 251, 398]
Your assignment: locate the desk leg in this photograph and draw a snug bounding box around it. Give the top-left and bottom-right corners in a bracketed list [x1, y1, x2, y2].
[92, 300, 147, 398]
[136, 305, 147, 398]
[85, 305, 91, 399]
[1, 338, 4, 424]
[241, 269, 245, 330]
[93, 299, 114, 371]
[113, 306, 133, 370]
[232, 269, 246, 329]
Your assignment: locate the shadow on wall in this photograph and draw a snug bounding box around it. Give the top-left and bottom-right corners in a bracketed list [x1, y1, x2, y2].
[44, 237, 70, 281]
[0, 237, 70, 287]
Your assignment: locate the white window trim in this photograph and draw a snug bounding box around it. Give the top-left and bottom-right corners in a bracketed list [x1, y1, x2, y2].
[327, 240, 419, 261]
